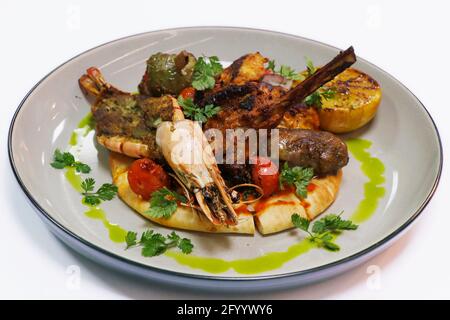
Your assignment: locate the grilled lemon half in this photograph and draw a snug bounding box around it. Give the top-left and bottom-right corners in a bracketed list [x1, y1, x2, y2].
[318, 68, 381, 133]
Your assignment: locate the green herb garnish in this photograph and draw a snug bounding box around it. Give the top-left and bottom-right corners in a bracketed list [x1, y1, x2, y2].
[267, 60, 303, 81]
[177, 96, 221, 122]
[81, 177, 118, 206]
[304, 87, 337, 108]
[279, 163, 314, 198]
[305, 56, 317, 76]
[268, 56, 319, 81]
[191, 56, 223, 91]
[291, 212, 358, 251]
[125, 230, 193, 256]
[145, 187, 187, 219]
[50, 149, 91, 173]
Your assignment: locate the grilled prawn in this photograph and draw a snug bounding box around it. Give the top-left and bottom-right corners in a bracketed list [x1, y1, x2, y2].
[156, 119, 239, 225]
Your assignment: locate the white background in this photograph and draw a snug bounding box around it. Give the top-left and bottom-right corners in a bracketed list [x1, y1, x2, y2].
[1, 0, 449, 299]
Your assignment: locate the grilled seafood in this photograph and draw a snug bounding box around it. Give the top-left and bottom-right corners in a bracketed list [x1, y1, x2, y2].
[156, 119, 239, 225]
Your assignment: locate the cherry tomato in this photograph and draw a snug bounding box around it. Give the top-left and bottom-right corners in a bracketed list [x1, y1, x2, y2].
[251, 157, 280, 197]
[180, 87, 196, 99]
[127, 158, 169, 200]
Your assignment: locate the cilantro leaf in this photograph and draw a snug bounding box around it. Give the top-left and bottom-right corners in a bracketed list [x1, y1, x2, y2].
[95, 183, 118, 201]
[81, 177, 95, 193]
[305, 56, 317, 76]
[278, 65, 303, 81]
[291, 214, 310, 233]
[266, 60, 304, 81]
[321, 88, 336, 100]
[312, 213, 358, 234]
[50, 149, 91, 173]
[125, 229, 194, 257]
[125, 231, 137, 249]
[178, 238, 194, 254]
[267, 60, 276, 71]
[178, 96, 221, 122]
[140, 229, 154, 243]
[305, 87, 337, 108]
[167, 231, 180, 243]
[74, 162, 91, 174]
[142, 233, 167, 257]
[83, 195, 101, 206]
[305, 92, 322, 107]
[145, 187, 187, 219]
[208, 56, 223, 75]
[81, 178, 118, 206]
[291, 212, 358, 252]
[192, 56, 223, 91]
[279, 163, 314, 198]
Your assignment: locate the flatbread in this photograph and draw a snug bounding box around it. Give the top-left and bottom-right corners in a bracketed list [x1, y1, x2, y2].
[109, 152, 255, 234]
[109, 152, 341, 235]
[254, 171, 342, 235]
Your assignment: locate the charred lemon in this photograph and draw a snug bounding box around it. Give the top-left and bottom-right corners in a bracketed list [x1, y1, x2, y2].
[318, 68, 381, 133]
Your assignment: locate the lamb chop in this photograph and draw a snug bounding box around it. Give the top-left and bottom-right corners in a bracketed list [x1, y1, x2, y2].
[202, 46, 356, 131]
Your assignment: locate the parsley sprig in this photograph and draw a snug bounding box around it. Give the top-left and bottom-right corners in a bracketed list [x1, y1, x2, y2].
[145, 187, 187, 219]
[302, 57, 337, 108]
[50, 149, 91, 173]
[279, 163, 314, 198]
[267, 60, 303, 81]
[191, 56, 223, 90]
[125, 230, 193, 256]
[81, 177, 118, 206]
[267, 57, 337, 107]
[305, 56, 317, 76]
[304, 88, 337, 108]
[178, 96, 221, 122]
[291, 212, 358, 251]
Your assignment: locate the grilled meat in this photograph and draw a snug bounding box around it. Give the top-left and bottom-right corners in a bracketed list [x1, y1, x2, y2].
[203, 47, 356, 131]
[278, 128, 348, 175]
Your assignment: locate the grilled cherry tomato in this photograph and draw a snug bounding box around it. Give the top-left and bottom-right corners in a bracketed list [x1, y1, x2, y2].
[180, 87, 196, 99]
[127, 158, 169, 200]
[251, 157, 280, 197]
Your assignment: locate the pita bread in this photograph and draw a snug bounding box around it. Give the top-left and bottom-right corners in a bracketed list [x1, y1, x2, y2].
[109, 152, 341, 235]
[254, 171, 342, 235]
[109, 152, 255, 234]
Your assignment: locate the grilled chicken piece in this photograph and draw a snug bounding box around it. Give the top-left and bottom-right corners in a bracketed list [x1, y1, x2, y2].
[217, 52, 268, 86]
[278, 104, 320, 130]
[203, 47, 357, 131]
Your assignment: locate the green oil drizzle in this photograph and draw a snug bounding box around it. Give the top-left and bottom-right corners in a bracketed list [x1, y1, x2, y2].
[346, 138, 386, 223]
[165, 240, 315, 274]
[64, 167, 83, 193]
[64, 161, 127, 243]
[69, 113, 95, 146]
[165, 138, 386, 274]
[84, 206, 127, 243]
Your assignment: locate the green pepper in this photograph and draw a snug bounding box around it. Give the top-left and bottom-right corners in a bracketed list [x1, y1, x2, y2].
[139, 51, 196, 96]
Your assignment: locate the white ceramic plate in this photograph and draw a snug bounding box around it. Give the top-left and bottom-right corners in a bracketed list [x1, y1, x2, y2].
[8, 27, 442, 291]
